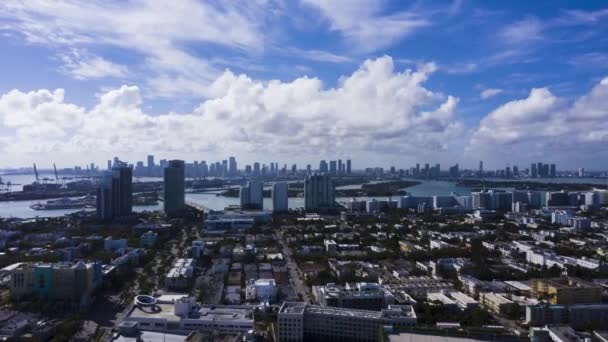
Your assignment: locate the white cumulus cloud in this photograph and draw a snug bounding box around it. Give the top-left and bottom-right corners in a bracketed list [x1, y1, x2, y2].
[0, 56, 463, 167]
[469, 77, 608, 158]
[480, 88, 503, 99]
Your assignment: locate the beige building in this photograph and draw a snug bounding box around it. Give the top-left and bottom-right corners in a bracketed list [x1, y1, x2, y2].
[532, 278, 602, 305]
[479, 292, 515, 315]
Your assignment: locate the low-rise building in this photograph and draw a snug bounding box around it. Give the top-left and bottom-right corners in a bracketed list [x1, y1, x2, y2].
[426, 292, 458, 310]
[123, 297, 254, 334]
[10, 261, 102, 307]
[449, 291, 479, 310]
[526, 303, 608, 329]
[313, 282, 385, 311]
[532, 277, 602, 305]
[479, 292, 515, 315]
[204, 210, 272, 232]
[278, 301, 416, 342]
[245, 278, 277, 302]
[384, 277, 454, 299]
[165, 258, 195, 290]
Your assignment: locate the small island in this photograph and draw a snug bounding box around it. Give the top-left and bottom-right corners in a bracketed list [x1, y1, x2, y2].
[452, 179, 607, 192]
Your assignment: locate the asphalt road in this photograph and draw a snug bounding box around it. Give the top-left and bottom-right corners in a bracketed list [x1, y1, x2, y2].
[276, 232, 312, 303]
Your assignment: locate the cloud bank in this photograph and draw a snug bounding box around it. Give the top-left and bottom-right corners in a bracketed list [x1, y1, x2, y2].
[0, 56, 462, 166]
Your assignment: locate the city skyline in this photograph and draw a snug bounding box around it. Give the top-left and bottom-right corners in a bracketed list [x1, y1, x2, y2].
[0, 1, 607, 168]
[6, 155, 608, 175]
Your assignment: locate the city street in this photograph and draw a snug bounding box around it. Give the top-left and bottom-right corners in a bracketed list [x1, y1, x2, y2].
[275, 232, 312, 303]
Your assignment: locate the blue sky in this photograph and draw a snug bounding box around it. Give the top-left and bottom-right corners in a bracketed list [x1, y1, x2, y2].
[0, 0, 607, 170]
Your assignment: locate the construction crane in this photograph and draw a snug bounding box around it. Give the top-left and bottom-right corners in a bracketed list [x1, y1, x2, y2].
[33, 163, 39, 182]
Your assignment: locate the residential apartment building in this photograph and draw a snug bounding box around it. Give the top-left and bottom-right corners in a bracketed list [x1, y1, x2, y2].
[10, 261, 102, 306]
[532, 278, 602, 305]
[526, 303, 608, 329]
[479, 292, 515, 315]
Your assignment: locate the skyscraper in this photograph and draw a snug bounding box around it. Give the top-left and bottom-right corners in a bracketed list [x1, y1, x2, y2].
[478, 161, 483, 177]
[550, 164, 556, 178]
[164, 160, 185, 217]
[147, 155, 154, 176]
[229, 157, 237, 176]
[96, 172, 113, 221]
[338, 159, 342, 175]
[253, 162, 261, 177]
[329, 160, 337, 175]
[240, 180, 263, 209]
[449, 164, 459, 178]
[346, 160, 351, 174]
[537, 162, 544, 177]
[304, 173, 335, 211]
[319, 160, 328, 173]
[272, 182, 288, 212]
[221, 160, 228, 177]
[113, 165, 132, 217]
[531, 163, 538, 178]
[96, 165, 132, 221]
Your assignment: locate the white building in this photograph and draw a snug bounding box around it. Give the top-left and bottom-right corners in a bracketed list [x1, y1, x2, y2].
[123, 297, 254, 334]
[449, 291, 479, 310]
[246, 278, 277, 302]
[552, 210, 572, 225]
[165, 258, 195, 290]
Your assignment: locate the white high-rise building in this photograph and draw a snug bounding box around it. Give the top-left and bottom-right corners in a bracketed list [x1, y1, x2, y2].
[272, 182, 288, 212]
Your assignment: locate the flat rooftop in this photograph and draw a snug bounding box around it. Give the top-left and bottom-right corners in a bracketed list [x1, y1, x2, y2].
[126, 304, 253, 323]
[279, 302, 386, 319]
[113, 331, 188, 342]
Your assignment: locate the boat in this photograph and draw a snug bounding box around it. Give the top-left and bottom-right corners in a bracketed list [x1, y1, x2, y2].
[30, 195, 95, 210]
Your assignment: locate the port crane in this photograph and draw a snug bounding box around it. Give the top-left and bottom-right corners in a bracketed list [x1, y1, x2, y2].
[33, 163, 39, 182]
[52, 163, 69, 185]
[0, 176, 20, 193]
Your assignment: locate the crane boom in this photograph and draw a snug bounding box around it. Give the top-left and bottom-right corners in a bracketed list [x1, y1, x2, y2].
[33, 163, 39, 181]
